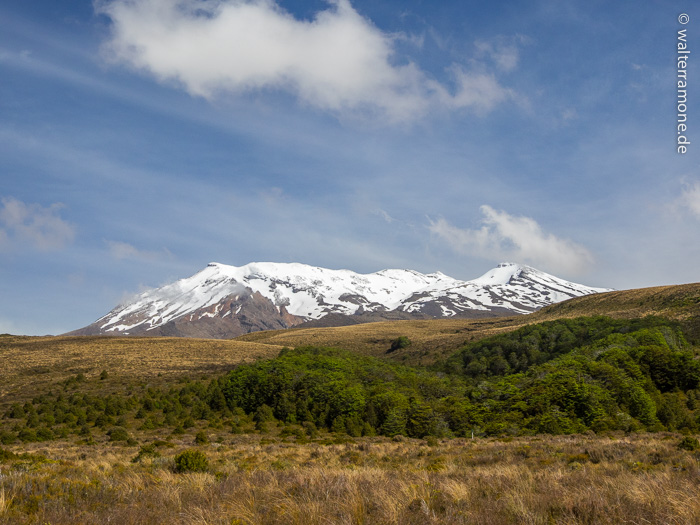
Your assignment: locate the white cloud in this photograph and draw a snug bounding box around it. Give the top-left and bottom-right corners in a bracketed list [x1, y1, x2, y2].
[96, 0, 517, 121]
[376, 209, 395, 223]
[443, 68, 516, 113]
[0, 197, 75, 251]
[429, 205, 594, 275]
[474, 41, 517, 72]
[679, 180, 700, 218]
[473, 35, 529, 72]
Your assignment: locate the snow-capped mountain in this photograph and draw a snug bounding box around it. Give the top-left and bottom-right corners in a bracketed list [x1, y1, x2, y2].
[69, 262, 611, 338]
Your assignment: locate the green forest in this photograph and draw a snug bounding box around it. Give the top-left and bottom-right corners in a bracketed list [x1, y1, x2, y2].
[3, 315, 700, 443]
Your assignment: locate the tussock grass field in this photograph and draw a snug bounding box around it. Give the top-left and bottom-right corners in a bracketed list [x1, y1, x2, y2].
[0, 335, 283, 403]
[1, 432, 699, 524]
[535, 282, 700, 322]
[236, 316, 526, 365]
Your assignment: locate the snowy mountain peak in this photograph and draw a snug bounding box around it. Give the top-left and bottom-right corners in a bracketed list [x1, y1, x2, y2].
[469, 262, 527, 285]
[71, 261, 612, 339]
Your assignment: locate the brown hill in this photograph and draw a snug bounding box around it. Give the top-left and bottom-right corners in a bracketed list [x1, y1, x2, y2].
[0, 335, 284, 404]
[234, 282, 700, 365]
[533, 283, 700, 321]
[3, 283, 698, 402]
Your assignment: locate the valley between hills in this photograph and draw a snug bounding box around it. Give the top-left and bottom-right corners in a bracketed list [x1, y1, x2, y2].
[0, 281, 699, 523]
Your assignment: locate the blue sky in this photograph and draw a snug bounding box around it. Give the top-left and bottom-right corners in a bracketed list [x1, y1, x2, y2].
[1, 0, 698, 335]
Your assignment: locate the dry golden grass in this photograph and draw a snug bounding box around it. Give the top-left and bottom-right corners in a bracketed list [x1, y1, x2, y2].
[534, 282, 700, 322]
[0, 335, 284, 403]
[235, 283, 700, 365]
[236, 316, 529, 365]
[1, 433, 699, 524]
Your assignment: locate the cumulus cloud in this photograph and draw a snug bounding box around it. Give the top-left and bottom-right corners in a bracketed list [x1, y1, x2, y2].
[429, 205, 594, 275]
[96, 0, 517, 121]
[0, 197, 75, 251]
[679, 180, 700, 218]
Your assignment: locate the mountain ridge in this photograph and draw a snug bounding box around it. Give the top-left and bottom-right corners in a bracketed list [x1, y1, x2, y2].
[68, 261, 611, 339]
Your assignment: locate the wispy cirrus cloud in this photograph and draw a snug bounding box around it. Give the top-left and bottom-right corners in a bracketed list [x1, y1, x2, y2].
[429, 205, 594, 275]
[474, 35, 529, 72]
[107, 240, 171, 261]
[0, 197, 75, 251]
[96, 0, 519, 122]
[679, 180, 700, 218]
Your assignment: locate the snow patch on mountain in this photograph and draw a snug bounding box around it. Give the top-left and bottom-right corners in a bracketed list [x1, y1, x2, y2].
[88, 261, 610, 335]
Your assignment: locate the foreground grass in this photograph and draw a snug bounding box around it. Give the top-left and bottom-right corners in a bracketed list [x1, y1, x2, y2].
[1, 433, 699, 524]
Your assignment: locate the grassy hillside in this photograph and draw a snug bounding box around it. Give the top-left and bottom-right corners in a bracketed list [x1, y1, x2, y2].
[235, 283, 700, 365]
[2, 315, 697, 448]
[0, 335, 284, 404]
[235, 316, 526, 365]
[1, 282, 697, 403]
[534, 282, 700, 321]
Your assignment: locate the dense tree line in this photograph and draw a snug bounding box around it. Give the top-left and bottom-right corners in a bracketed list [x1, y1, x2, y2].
[442, 316, 689, 380]
[2, 316, 700, 443]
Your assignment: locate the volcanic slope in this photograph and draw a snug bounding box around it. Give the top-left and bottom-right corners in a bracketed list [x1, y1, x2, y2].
[70, 261, 609, 339]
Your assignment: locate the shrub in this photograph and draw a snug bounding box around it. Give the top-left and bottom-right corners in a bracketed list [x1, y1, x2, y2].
[194, 430, 209, 445]
[0, 431, 17, 445]
[7, 403, 25, 419]
[254, 404, 275, 423]
[18, 428, 37, 442]
[303, 421, 318, 438]
[425, 436, 439, 447]
[132, 444, 161, 463]
[36, 427, 55, 441]
[678, 436, 700, 451]
[389, 336, 412, 353]
[0, 447, 17, 461]
[174, 449, 209, 473]
[107, 426, 130, 442]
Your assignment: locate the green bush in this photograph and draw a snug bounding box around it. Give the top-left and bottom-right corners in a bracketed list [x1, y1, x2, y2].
[678, 436, 700, 451]
[107, 426, 130, 442]
[36, 427, 55, 441]
[194, 430, 209, 445]
[132, 444, 161, 463]
[389, 336, 412, 353]
[0, 447, 17, 461]
[0, 431, 17, 445]
[174, 449, 209, 473]
[254, 404, 275, 423]
[18, 428, 37, 442]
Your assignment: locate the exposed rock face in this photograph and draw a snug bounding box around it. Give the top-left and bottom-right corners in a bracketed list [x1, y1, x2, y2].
[70, 289, 305, 338]
[68, 261, 611, 339]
